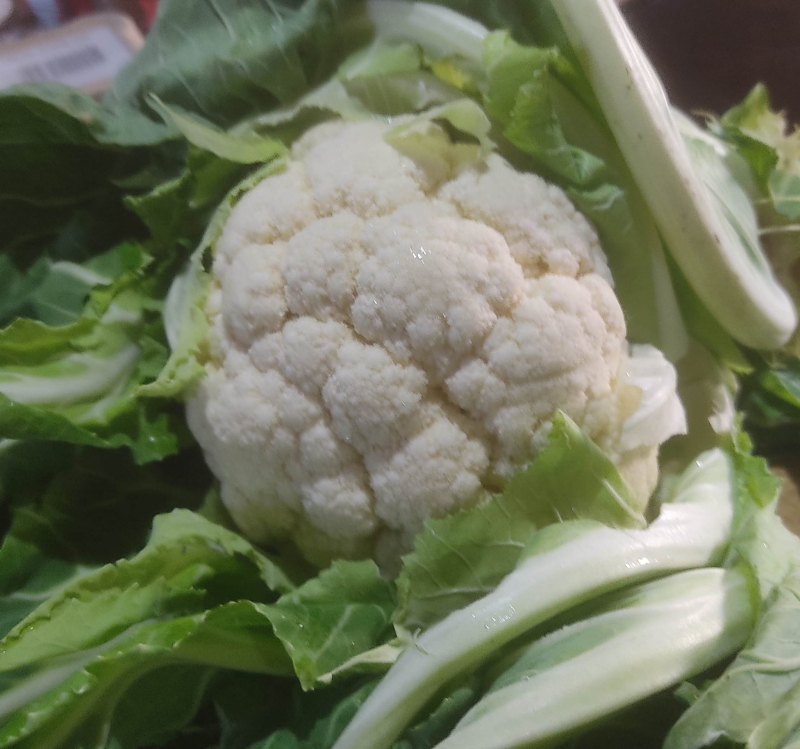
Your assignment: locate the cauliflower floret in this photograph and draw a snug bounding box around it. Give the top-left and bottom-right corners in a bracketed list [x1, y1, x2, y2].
[351, 203, 526, 381]
[187, 119, 675, 564]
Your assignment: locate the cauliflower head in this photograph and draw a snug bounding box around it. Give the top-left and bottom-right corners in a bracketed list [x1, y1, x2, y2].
[187, 118, 665, 565]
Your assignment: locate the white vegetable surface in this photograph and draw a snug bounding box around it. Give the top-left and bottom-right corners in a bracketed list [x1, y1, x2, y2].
[186, 118, 684, 563]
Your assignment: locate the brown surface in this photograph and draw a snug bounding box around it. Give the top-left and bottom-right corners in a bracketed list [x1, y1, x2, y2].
[775, 465, 800, 535]
[623, 0, 800, 121]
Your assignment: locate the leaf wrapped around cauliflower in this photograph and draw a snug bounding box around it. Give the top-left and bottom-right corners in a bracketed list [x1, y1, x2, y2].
[185, 117, 685, 565]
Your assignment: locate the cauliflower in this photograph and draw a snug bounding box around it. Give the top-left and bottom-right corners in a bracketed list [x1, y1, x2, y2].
[186, 118, 673, 565]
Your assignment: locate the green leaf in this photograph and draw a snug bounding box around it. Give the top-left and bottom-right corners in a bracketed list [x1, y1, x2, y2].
[0, 395, 180, 465]
[316, 641, 403, 686]
[0, 443, 214, 639]
[105, 0, 365, 128]
[237, 41, 463, 144]
[395, 413, 643, 631]
[0, 504, 398, 746]
[719, 83, 786, 188]
[124, 143, 254, 271]
[1, 83, 171, 147]
[0, 83, 173, 209]
[0, 243, 148, 329]
[725, 423, 784, 519]
[335, 447, 736, 749]
[0, 507, 306, 748]
[100, 664, 216, 749]
[0, 535, 90, 641]
[547, 0, 795, 349]
[749, 679, 800, 749]
[495, 55, 606, 187]
[758, 360, 800, 411]
[483, 31, 607, 186]
[768, 168, 800, 222]
[123, 169, 193, 250]
[138, 250, 209, 400]
[141, 159, 288, 399]
[676, 111, 774, 279]
[0, 602, 293, 749]
[150, 97, 287, 165]
[740, 354, 800, 451]
[386, 97, 494, 155]
[664, 569, 800, 749]
[0, 247, 188, 462]
[503, 412, 645, 526]
[0, 258, 47, 326]
[0, 510, 286, 674]
[264, 561, 395, 690]
[668, 254, 751, 373]
[480, 30, 687, 356]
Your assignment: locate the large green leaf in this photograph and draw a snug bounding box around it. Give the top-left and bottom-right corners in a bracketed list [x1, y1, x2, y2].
[0, 83, 171, 149]
[0, 507, 398, 746]
[718, 83, 790, 189]
[0, 245, 143, 328]
[711, 84, 800, 438]
[0, 510, 291, 675]
[0, 444, 212, 638]
[263, 561, 395, 690]
[0, 509, 303, 748]
[106, 0, 365, 128]
[0, 84, 176, 259]
[124, 101, 287, 268]
[151, 98, 287, 165]
[0, 535, 90, 642]
[0, 602, 293, 749]
[748, 679, 800, 749]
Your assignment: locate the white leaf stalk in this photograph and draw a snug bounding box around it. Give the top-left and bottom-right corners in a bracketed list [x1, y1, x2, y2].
[367, 0, 488, 63]
[550, 0, 796, 348]
[437, 568, 755, 749]
[332, 449, 736, 749]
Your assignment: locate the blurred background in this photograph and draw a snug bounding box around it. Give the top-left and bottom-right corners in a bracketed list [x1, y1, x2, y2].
[2, 0, 800, 122]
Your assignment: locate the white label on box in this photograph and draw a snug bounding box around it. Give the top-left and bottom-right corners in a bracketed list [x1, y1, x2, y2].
[0, 25, 134, 90]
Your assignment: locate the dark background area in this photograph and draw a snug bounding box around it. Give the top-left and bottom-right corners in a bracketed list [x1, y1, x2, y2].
[622, 0, 800, 124]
